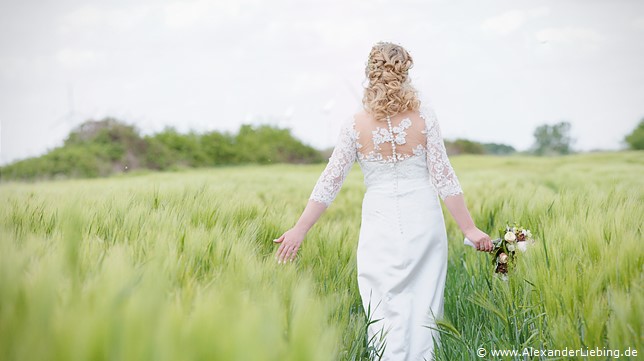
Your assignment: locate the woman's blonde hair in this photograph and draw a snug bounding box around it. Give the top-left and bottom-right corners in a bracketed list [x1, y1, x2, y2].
[362, 41, 421, 121]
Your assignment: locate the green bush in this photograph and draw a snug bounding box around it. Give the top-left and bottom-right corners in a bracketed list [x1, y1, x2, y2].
[624, 119, 644, 150]
[1, 118, 324, 181]
[201, 131, 237, 165]
[235, 125, 322, 164]
[445, 139, 486, 155]
[149, 128, 209, 167]
[482, 142, 516, 155]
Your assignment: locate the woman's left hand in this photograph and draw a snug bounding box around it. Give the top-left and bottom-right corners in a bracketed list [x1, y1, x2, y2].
[464, 227, 494, 252]
[273, 227, 306, 263]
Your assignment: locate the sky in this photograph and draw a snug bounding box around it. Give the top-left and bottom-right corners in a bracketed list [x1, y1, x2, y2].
[1, 0, 643, 165]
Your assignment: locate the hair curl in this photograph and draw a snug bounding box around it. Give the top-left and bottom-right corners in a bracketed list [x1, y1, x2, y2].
[362, 41, 421, 121]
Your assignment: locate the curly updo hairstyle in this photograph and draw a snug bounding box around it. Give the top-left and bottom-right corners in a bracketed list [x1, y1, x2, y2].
[362, 41, 421, 122]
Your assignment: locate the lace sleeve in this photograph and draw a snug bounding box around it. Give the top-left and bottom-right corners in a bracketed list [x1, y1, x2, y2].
[421, 106, 464, 200]
[309, 119, 357, 207]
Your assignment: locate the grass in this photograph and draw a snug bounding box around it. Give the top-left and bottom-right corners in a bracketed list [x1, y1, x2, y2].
[0, 151, 642, 360]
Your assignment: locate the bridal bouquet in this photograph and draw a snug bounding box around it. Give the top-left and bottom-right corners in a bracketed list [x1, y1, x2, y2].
[491, 223, 534, 276]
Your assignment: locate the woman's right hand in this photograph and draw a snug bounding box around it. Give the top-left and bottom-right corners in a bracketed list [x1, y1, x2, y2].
[465, 227, 493, 252]
[273, 227, 307, 264]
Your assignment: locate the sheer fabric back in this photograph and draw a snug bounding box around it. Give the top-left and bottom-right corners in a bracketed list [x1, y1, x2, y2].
[307, 102, 464, 207]
[353, 110, 427, 163]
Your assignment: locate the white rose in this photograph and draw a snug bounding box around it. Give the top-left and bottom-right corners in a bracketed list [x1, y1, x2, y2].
[499, 253, 509, 263]
[504, 231, 516, 242]
[507, 243, 515, 252]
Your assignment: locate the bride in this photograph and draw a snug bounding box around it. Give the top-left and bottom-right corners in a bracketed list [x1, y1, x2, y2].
[274, 41, 493, 360]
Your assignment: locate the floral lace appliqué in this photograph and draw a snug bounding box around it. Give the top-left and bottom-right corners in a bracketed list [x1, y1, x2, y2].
[371, 117, 411, 151]
[420, 106, 464, 200]
[359, 117, 416, 163]
[309, 106, 464, 207]
[309, 120, 358, 206]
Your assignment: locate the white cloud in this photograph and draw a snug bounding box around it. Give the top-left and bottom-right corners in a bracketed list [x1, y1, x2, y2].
[310, 20, 371, 47]
[535, 26, 603, 48]
[633, 16, 644, 31]
[481, 7, 550, 36]
[163, 1, 212, 28]
[162, 0, 242, 28]
[59, 5, 103, 32]
[55, 48, 102, 69]
[59, 4, 151, 32]
[481, 10, 526, 35]
[105, 6, 151, 31]
[526, 6, 550, 18]
[0, 56, 21, 80]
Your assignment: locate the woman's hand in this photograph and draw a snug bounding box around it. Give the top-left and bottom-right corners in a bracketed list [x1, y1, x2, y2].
[465, 227, 494, 252]
[273, 227, 306, 264]
[442, 195, 493, 252]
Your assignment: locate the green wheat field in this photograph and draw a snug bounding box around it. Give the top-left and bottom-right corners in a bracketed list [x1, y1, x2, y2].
[1, 151, 642, 360]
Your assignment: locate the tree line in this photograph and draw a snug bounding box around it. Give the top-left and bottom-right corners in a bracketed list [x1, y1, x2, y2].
[1, 116, 641, 181]
[0, 118, 323, 181]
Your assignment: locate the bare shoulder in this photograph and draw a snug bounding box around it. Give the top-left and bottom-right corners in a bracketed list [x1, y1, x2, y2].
[353, 110, 371, 122]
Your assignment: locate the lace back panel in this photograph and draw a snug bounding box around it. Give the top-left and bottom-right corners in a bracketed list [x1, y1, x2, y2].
[308, 103, 463, 207]
[354, 110, 427, 163]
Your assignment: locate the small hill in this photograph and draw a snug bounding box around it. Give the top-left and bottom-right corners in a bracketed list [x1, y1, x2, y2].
[1, 118, 324, 181]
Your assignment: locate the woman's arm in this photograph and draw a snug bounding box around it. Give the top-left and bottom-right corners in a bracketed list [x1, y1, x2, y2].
[274, 118, 357, 263]
[442, 194, 493, 251]
[293, 200, 328, 234]
[421, 105, 492, 251]
[274, 200, 326, 263]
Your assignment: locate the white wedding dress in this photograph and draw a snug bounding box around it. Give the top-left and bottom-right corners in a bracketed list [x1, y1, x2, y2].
[309, 102, 463, 361]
